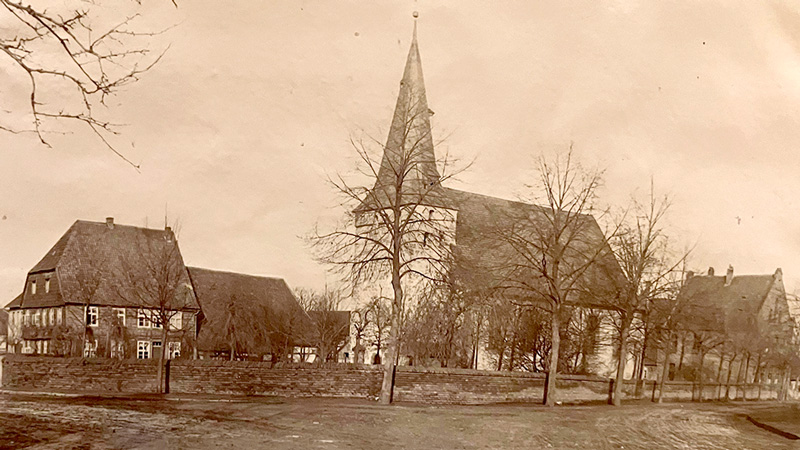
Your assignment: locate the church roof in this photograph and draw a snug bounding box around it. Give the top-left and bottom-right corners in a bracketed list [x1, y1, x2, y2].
[359, 22, 445, 213]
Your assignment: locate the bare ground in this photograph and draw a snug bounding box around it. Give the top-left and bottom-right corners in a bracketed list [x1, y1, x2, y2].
[1, 393, 799, 449]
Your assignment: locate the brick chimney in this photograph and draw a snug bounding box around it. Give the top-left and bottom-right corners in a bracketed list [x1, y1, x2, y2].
[105, 217, 114, 229]
[707, 267, 715, 276]
[725, 265, 734, 286]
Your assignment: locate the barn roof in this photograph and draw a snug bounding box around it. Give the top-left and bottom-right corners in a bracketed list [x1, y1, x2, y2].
[188, 267, 313, 353]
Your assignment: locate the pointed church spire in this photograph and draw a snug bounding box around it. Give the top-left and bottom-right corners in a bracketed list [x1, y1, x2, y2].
[375, 17, 440, 192]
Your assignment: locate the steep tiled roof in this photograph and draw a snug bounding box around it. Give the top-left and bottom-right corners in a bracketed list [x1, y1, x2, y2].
[16, 220, 200, 311]
[188, 267, 313, 354]
[5, 293, 22, 310]
[446, 188, 622, 307]
[678, 271, 778, 334]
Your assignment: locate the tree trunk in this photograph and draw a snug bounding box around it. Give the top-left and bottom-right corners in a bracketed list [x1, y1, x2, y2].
[734, 353, 747, 401]
[696, 350, 706, 402]
[157, 326, 168, 394]
[379, 272, 403, 405]
[634, 331, 648, 397]
[657, 333, 672, 403]
[677, 334, 687, 372]
[724, 353, 737, 400]
[715, 352, 725, 401]
[613, 313, 632, 406]
[544, 307, 561, 407]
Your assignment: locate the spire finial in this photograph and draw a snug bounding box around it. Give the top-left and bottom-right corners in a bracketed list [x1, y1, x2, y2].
[412, 11, 418, 40]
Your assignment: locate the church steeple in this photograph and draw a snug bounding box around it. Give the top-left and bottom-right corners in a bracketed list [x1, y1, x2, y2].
[375, 19, 441, 192]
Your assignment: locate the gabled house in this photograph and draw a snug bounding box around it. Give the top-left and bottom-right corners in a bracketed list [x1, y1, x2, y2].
[4, 218, 201, 359]
[673, 265, 793, 380]
[187, 267, 313, 360]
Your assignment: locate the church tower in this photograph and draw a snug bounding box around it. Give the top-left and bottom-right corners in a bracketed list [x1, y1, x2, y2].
[372, 20, 447, 203]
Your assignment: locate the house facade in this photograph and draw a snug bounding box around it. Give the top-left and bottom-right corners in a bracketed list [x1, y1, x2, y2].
[5, 218, 201, 360]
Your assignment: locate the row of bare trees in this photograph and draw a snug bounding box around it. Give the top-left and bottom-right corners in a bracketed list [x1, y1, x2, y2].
[312, 99, 800, 405]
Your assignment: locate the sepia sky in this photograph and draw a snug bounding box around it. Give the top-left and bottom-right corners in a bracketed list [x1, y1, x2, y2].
[3, 0, 800, 303]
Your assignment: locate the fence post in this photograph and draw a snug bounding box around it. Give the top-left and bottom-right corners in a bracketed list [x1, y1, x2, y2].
[164, 360, 170, 394]
[608, 379, 614, 405]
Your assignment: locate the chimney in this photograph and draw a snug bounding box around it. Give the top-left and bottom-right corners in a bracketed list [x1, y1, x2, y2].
[707, 267, 715, 276]
[725, 265, 734, 286]
[685, 270, 695, 282]
[775, 268, 783, 281]
[105, 217, 114, 229]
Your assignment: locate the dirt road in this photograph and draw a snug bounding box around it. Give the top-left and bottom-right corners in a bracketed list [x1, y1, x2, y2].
[1, 393, 797, 449]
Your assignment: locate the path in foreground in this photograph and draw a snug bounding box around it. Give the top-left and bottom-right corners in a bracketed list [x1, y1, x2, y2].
[1, 394, 798, 449]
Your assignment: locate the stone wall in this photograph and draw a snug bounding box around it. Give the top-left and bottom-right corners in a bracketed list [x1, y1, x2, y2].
[1, 355, 158, 393]
[169, 360, 382, 398]
[1, 355, 784, 405]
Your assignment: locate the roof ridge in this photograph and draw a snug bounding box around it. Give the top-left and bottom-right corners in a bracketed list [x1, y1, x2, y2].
[187, 266, 287, 282]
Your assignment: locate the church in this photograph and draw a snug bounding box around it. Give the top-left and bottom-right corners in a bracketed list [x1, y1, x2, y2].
[350, 20, 622, 374]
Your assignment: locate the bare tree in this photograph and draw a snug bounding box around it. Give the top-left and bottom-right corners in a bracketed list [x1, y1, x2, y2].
[116, 228, 196, 393]
[312, 64, 465, 403]
[606, 184, 688, 405]
[1, 0, 173, 167]
[366, 295, 391, 365]
[300, 288, 350, 363]
[488, 148, 615, 406]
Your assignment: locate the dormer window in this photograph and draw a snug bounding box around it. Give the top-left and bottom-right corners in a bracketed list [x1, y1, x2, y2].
[45, 278, 50, 293]
[30, 280, 36, 295]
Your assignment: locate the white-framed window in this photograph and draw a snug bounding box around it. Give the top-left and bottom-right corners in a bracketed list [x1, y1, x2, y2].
[152, 311, 163, 329]
[137, 340, 150, 359]
[83, 339, 97, 358]
[56, 307, 62, 325]
[33, 310, 40, 327]
[30, 280, 36, 295]
[36, 340, 43, 354]
[138, 310, 150, 328]
[45, 278, 50, 293]
[152, 340, 162, 357]
[111, 341, 125, 359]
[170, 313, 182, 330]
[168, 341, 181, 360]
[49, 308, 55, 326]
[113, 308, 126, 326]
[43, 340, 49, 354]
[86, 306, 98, 327]
[23, 311, 29, 326]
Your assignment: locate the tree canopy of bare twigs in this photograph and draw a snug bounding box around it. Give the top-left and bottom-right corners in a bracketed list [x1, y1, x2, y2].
[1, 0, 173, 167]
[605, 182, 689, 405]
[486, 148, 617, 406]
[312, 42, 467, 403]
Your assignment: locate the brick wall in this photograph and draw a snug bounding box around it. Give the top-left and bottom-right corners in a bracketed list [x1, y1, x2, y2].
[170, 360, 383, 398]
[4, 356, 782, 404]
[1, 355, 158, 393]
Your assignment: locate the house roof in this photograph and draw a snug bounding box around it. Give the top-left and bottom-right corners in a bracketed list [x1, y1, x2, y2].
[677, 270, 780, 334]
[188, 267, 314, 353]
[5, 294, 22, 310]
[12, 220, 200, 311]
